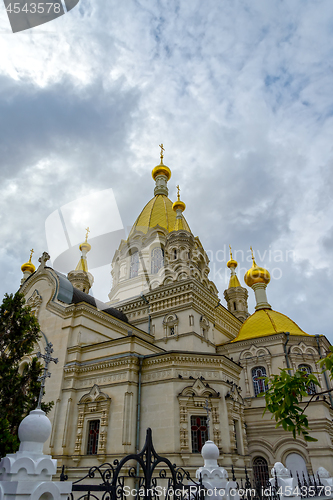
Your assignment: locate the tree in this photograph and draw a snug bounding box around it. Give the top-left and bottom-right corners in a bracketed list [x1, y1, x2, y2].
[262, 349, 333, 442]
[0, 291, 53, 458]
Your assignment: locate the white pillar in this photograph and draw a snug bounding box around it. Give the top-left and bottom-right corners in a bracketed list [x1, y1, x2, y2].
[252, 282, 271, 310]
[196, 440, 239, 500]
[0, 408, 72, 500]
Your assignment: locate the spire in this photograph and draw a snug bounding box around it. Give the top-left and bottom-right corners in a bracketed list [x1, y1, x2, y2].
[244, 247, 271, 310]
[152, 144, 171, 196]
[67, 228, 94, 293]
[21, 249, 36, 284]
[172, 185, 186, 231]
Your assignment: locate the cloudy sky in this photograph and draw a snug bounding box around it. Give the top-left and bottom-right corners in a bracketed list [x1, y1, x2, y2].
[1, 0, 332, 340]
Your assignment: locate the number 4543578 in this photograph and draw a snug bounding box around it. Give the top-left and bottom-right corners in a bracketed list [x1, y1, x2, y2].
[6, 3, 61, 14]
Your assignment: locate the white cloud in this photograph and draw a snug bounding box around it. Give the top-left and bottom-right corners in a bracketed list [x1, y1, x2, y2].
[1, 0, 333, 338]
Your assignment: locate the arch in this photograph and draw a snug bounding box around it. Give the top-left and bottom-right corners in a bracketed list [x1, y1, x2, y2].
[252, 366, 268, 396]
[285, 452, 308, 479]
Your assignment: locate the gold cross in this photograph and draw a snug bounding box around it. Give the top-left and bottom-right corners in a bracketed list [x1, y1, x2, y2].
[229, 244, 232, 259]
[29, 249, 34, 261]
[159, 143, 165, 162]
[250, 246, 255, 261]
[176, 185, 180, 200]
[85, 227, 90, 242]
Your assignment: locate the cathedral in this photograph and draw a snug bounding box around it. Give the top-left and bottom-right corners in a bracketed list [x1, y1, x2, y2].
[19, 148, 333, 483]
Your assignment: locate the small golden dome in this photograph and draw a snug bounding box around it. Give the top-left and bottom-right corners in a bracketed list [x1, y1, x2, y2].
[79, 241, 91, 252]
[244, 247, 270, 287]
[172, 185, 186, 212]
[21, 249, 35, 274]
[172, 199, 186, 212]
[152, 163, 171, 181]
[227, 258, 238, 269]
[79, 227, 91, 253]
[227, 245, 237, 268]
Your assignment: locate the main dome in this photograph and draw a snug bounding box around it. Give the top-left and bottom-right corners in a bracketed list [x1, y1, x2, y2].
[128, 194, 191, 238]
[231, 308, 311, 343]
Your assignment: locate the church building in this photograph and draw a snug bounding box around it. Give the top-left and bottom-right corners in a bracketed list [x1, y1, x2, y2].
[19, 148, 333, 482]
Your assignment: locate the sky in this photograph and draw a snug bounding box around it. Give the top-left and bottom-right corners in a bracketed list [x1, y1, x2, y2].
[0, 0, 332, 340]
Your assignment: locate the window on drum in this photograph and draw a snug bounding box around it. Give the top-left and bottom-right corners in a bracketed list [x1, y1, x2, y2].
[191, 416, 208, 453]
[130, 251, 139, 278]
[151, 247, 164, 274]
[298, 364, 316, 395]
[252, 366, 268, 396]
[87, 420, 100, 455]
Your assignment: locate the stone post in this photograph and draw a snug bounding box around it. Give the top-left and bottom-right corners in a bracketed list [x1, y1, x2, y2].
[269, 463, 300, 500]
[196, 440, 239, 500]
[0, 408, 72, 500]
[316, 468, 333, 490]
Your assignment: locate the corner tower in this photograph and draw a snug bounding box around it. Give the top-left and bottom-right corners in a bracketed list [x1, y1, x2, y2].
[223, 246, 249, 322]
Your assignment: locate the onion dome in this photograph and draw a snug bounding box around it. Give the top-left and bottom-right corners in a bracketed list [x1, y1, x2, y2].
[128, 147, 191, 238]
[152, 164, 171, 181]
[172, 185, 187, 231]
[172, 185, 186, 213]
[244, 247, 270, 287]
[21, 249, 36, 274]
[227, 245, 241, 288]
[76, 227, 91, 273]
[227, 244, 238, 270]
[152, 143, 171, 181]
[79, 227, 91, 254]
[231, 308, 311, 342]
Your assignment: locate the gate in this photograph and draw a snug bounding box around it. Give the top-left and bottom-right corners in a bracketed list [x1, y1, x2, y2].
[60, 428, 204, 500]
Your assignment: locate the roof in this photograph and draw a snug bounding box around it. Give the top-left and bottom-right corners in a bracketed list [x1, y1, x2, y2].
[72, 288, 129, 323]
[231, 308, 311, 343]
[128, 194, 191, 238]
[53, 270, 128, 323]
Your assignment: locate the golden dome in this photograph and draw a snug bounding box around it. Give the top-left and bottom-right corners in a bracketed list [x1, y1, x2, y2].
[227, 258, 238, 269]
[232, 309, 311, 342]
[172, 199, 186, 212]
[129, 194, 191, 238]
[79, 227, 92, 253]
[79, 241, 91, 252]
[152, 163, 171, 181]
[227, 245, 238, 271]
[172, 185, 186, 212]
[244, 247, 270, 287]
[21, 249, 35, 274]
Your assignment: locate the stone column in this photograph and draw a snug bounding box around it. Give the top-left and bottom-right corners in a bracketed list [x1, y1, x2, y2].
[0, 408, 72, 500]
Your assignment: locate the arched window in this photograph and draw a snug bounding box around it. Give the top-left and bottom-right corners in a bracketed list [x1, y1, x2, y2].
[191, 416, 208, 453]
[299, 364, 316, 395]
[129, 251, 139, 278]
[253, 456, 269, 489]
[151, 247, 164, 274]
[252, 366, 268, 396]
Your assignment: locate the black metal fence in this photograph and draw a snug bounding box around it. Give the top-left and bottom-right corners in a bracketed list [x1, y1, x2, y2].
[60, 430, 328, 500]
[60, 428, 204, 500]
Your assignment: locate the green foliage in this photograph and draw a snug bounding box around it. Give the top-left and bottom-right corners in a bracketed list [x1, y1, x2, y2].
[262, 368, 320, 442]
[319, 346, 333, 376]
[0, 292, 53, 458]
